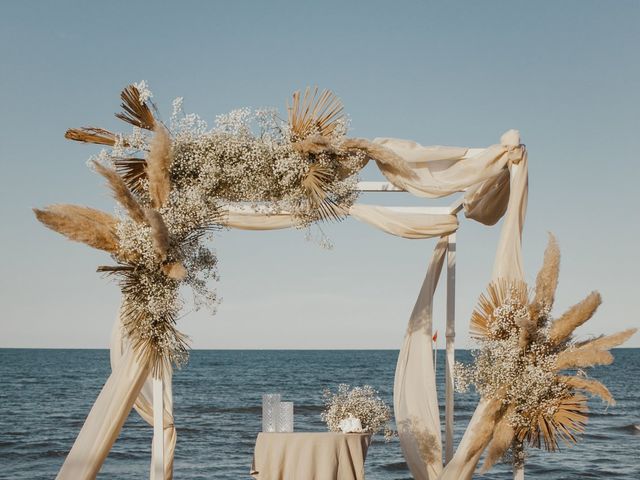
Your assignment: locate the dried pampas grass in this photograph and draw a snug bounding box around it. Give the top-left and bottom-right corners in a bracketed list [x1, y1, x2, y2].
[578, 328, 637, 352]
[92, 161, 146, 223]
[341, 138, 415, 179]
[162, 261, 187, 280]
[532, 233, 560, 310]
[144, 208, 170, 261]
[548, 291, 601, 345]
[33, 204, 119, 253]
[481, 415, 515, 472]
[555, 348, 613, 370]
[147, 125, 172, 208]
[560, 375, 614, 405]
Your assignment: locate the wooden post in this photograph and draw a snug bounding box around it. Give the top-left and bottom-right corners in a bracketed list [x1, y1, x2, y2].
[152, 377, 164, 480]
[445, 233, 456, 464]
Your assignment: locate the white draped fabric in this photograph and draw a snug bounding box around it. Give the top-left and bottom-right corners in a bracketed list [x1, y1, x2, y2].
[56, 130, 526, 480]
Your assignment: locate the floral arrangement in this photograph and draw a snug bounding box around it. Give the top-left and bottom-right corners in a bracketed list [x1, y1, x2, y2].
[455, 235, 636, 472]
[34, 82, 409, 376]
[321, 384, 393, 440]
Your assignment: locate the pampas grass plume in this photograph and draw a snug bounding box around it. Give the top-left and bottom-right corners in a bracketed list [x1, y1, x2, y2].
[144, 208, 169, 261]
[92, 161, 146, 223]
[549, 292, 601, 345]
[147, 125, 172, 208]
[533, 233, 560, 309]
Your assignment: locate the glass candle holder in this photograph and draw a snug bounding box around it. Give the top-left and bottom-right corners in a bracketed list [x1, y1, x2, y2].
[262, 393, 281, 432]
[278, 401, 294, 432]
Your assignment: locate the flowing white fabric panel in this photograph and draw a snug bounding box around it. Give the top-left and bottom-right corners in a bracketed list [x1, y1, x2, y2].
[111, 318, 176, 480]
[394, 237, 448, 480]
[56, 343, 150, 479]
[349, 205, 458, 239]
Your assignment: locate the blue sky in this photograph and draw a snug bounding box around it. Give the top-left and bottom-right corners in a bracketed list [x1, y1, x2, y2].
[1, 1, 638, 349]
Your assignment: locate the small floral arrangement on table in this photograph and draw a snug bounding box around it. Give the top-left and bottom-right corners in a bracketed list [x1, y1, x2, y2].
[321, 384, 394, 441]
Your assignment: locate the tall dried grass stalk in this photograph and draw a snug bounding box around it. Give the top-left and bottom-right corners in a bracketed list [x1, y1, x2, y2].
[560, 375, 614, 405]
[287, 87, 344, 140]
[92, 161, 146, 223]
[532, 233, 560, 309]
[147, 125, 172, 208]
[548, 292, 602, 345]
[481, 414, 515, 472]
[144, 208, 169, 261]
[33, 204, 118, 253]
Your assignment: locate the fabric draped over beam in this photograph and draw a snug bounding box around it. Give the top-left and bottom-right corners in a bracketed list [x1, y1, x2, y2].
[56, 129, 526, 480]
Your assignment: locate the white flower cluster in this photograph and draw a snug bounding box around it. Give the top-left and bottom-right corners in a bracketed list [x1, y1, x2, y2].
[321, 384, 393, 441]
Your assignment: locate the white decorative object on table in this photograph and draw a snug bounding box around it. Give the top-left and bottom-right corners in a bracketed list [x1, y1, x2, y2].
[262, 394, 281, 432]
[338, 415, 363, 434]
[278, 401, 294, 432]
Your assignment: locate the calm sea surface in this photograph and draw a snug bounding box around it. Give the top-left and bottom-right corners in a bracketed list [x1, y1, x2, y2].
[1, 349, 639, 479]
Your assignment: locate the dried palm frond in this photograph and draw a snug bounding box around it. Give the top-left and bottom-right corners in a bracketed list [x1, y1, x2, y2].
[576, 328, 637, 352]
[33, 204, 118, 253]
[302, 163, 346, 222]
[532, 233, 560, 311]
[65, 127, 121, 146]
[548, 292, 601, 345]
[287, 87, 344, 140]
[517, 393, 588, 451]
[144, 208, 170, 261]
[147, 125, 172, 208]
[481, 414, 515, 472]
[114, 157, 147, 194]
[341, 138, 414, 179]
[115, 84, 156, 130]
[560, 375, 614, 405]
[554, 348, 613, 371]
[470, 279, 528, 338]
[92, 161, 146, 223]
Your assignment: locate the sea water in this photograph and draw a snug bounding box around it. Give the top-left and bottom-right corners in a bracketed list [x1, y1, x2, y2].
[1, 349, 639, 479]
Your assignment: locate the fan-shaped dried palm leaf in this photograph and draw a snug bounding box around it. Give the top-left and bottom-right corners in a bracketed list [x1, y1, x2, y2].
[481, 414, 515, 472]
[92, 161, 146, 223]
[115, 84, 156, 130]
[517, 393, 588, 451]
[560, 375, 614, 405]
[65, 127, 122, 146]
[287, 87, 344, 140]
[33, 204, 118, 253]
[114, 157, 147, 194]
[470, 279, 528, 338]
[147, 125, 172, 208]
[302, 163, 346, 222]
[548, 291, 601, 345]
[532, 233, 560, 311]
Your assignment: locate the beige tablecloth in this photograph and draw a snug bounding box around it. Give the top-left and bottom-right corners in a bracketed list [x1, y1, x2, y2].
[250, 432, 372, 480]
